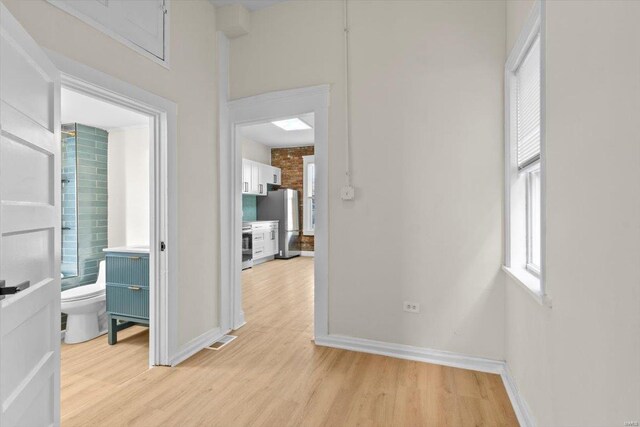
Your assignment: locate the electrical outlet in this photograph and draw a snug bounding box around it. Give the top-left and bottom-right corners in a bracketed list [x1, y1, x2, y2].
[403, 301, 420, 313]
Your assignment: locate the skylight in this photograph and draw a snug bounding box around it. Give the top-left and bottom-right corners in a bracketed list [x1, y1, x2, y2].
[271, 118, 312, 131]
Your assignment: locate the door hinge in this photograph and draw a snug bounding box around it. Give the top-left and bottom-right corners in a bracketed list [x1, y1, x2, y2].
[160, 241, 166, 251]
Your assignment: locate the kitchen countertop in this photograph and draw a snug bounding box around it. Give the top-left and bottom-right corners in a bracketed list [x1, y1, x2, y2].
[103, 246, 150, 254]
[243, 220, 279, 225]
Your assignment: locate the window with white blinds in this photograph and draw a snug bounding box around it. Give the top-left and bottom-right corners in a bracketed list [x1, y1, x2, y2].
[515, 35, 541, 170]
[505, 1, 544, 297]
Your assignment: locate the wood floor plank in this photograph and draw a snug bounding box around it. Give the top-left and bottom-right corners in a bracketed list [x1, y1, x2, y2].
[61, 257, 518, 426]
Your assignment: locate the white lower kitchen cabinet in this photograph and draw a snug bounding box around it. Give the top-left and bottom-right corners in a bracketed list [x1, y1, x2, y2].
[251, 221, 279, 261]
[264, 222, 279, 256]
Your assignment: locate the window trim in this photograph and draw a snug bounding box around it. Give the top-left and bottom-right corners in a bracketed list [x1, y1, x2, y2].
[525, 163, 541, 276]
[48, 0, 171, 69]
[504, 0, 549, 305]
[302, 154, 315, 236]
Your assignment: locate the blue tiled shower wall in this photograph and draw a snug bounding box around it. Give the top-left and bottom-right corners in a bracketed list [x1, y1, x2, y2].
[61, 124, 78, 279]
[61, 123, 109, 291]
[242, 195, 257, 221]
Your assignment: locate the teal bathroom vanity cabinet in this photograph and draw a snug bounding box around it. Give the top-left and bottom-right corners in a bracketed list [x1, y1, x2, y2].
[104, 247, 150, 345]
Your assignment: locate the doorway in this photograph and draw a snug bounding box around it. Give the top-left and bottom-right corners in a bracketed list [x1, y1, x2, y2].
[220, 85, 330, 339]
[59, 86, 153, 389]
[237, 114, 316, 330]
[51, 53, 178, 367]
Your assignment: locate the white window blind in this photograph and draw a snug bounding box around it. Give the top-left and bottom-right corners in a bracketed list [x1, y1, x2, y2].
[516, 35, 541, 170]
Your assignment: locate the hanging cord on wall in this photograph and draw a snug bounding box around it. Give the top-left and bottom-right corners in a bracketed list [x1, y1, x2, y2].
[341, 0, 355, 199]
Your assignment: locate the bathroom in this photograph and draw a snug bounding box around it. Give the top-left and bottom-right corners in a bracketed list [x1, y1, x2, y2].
[60, 87, 151, 349]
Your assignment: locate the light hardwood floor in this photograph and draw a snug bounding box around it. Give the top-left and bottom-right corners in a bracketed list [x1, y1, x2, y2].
[61, 257, 518, 426]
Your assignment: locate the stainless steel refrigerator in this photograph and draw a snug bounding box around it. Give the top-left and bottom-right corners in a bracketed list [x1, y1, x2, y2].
[257, 189, 301, 259]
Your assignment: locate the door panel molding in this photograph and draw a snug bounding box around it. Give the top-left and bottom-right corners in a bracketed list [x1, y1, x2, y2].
[0, 3, 61, 425]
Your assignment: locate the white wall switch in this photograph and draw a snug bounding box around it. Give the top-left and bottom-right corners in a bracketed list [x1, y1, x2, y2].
[403, 301, 420, 313]
[340, 185, 355, 200]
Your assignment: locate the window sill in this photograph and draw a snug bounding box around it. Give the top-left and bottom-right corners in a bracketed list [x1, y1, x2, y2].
[502, 266, 552, 308]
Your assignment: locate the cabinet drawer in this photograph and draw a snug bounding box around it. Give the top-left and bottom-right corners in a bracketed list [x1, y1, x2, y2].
[253, 247, 265, 258]
[106, 283, 149, 319]
[252, 233, 265, 242]
[106, 254, 149, 287]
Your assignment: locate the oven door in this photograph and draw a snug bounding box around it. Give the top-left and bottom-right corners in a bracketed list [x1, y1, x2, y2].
[242, 230, 253, 269]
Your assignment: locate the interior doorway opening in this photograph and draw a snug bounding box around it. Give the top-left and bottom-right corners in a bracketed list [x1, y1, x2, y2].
[237, 113, 317, 332]
[52, 56, 177, 368]
[222, 85, 329, 340]
[59, 85, 153, 379]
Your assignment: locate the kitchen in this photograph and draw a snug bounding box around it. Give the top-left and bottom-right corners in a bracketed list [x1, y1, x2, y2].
[238, 113, 316, 315]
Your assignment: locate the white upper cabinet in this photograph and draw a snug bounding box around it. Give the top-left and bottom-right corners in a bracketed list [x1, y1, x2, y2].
[242, 159, 251, 194]
[269, 166, 281, 186]
[48, 0, 168, 65]
[242, 159, 281, 196]
[258, 163, 272, 195]
[250, 161, 261, 195]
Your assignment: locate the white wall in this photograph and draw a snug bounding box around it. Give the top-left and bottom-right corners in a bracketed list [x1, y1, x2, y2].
[4, 0, 220, 350]
[108, 126, 150, 248]
[505, 1, 640, 425]
[239, 133, 271, 164]
[231, 0, 506, 359]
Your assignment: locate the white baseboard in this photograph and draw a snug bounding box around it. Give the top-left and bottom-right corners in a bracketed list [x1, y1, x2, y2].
[315, 334, 504, 373]
[500, 365, 535, 427]
[253, 256, 274, 266]
[170, 327, 225, 366]
[300, 251, 314, 257]
[233, 310, 246, 330]
[315, 334, 534, 427]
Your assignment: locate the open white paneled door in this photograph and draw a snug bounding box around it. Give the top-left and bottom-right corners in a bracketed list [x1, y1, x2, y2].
[0, 3, 61, 426]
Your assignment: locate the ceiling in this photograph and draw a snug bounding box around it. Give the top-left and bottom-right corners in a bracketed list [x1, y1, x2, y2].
[239, 113, 314, 147]
[210, 0, 286, 11]
[61, 88, 149, 131]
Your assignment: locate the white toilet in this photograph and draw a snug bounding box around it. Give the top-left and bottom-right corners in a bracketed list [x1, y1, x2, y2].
[61, 260, 108, 344]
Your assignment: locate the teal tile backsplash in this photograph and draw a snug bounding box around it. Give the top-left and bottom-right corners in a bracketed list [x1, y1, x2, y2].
[242, 195, 257, 221]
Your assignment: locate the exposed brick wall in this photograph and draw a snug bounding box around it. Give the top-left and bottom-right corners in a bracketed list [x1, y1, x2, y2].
[271, 146, 314, 252]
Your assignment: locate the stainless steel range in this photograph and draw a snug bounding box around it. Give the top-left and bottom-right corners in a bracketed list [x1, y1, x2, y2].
[242, 223, 253, 269]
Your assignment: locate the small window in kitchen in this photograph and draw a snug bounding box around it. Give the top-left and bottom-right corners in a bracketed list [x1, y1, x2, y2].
[303, 155, 315, 236]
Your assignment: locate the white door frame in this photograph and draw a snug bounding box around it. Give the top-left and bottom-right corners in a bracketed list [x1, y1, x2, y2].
[220, 85, 330, 338]
[46, 50, 178, 366]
